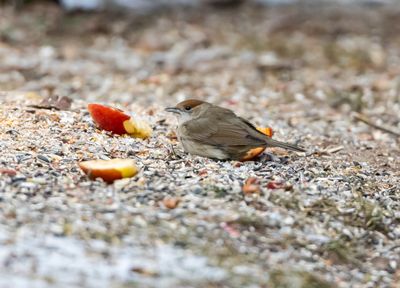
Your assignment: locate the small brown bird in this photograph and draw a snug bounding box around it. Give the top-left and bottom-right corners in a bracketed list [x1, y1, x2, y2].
[165, 99, 305, 160]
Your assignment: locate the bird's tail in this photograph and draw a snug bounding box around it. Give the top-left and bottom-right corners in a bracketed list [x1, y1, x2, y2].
[264, 137, 305, 153]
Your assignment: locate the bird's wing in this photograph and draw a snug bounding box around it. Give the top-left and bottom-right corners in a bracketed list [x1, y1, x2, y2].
[181, 107, 266, 147]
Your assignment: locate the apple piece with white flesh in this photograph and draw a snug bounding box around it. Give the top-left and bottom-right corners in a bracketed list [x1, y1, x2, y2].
[88, 103, 152, 139]
[79, 159, 138, 183]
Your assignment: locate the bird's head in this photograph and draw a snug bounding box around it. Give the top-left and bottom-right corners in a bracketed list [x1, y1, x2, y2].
[165, 99, 207, 123]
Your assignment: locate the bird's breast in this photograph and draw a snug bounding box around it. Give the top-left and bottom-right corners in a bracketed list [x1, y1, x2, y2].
[178, 136, 229, 160]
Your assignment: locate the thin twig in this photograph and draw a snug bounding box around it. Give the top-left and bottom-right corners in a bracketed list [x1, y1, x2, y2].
[353, 113, 400, 138]
[310, 146, 344, 156]
[169, 143, 181, 159]
[326, 145, 344, 154]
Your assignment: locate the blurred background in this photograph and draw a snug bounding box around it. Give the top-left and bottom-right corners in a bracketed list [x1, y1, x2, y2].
[1, 0, 399, 111]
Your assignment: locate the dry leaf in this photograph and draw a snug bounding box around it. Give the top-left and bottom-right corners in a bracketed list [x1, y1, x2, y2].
[0, 168, 17, 176]
[30, 95, 72, 110]
[167, 130, 178, 141]
[162, 197, 181, 209]
[198, 169, 208, 177]
[131, 267, 159, 277]
[266, 181, 292, 190]
[242, 177, 260, 195]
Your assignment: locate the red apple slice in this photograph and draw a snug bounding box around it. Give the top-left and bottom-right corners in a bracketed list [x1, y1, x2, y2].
[88, 103, 152, 138]
[88, 104, 130, 135]
[79, 159, 138, 183]
[241, 127, 274, 161]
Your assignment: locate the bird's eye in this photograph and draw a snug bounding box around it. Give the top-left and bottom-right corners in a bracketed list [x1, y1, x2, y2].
[184, 106, 192, 111]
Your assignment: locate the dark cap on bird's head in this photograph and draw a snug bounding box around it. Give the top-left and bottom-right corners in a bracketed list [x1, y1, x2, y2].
[165, 99, 205, 114]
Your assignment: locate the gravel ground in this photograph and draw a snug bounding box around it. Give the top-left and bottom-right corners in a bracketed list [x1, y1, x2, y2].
[0, 2, 400, 287]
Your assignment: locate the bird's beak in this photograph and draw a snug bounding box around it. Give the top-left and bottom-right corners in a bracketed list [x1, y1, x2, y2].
[165, 107, 180, 114]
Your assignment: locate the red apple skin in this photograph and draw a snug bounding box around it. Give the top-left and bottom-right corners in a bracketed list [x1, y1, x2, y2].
[88, 104, 131, 135]
[267, 181, 282, 189]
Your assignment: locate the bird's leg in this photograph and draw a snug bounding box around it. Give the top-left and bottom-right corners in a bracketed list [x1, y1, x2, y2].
[262, 152, 281, 162]
[168, 143, 182, 159]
